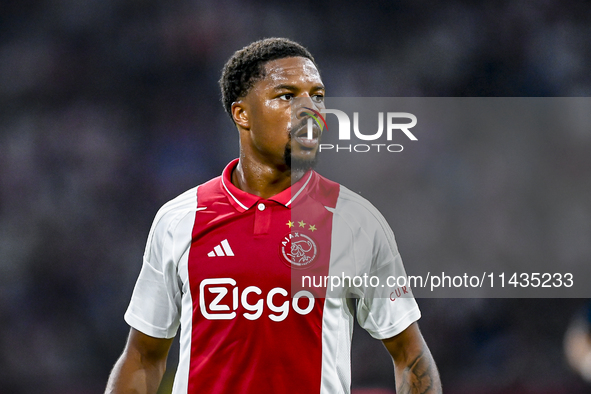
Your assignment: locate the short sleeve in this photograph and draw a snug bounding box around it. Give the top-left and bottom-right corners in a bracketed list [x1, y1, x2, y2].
[356, 209, 421, 340]
[124, 202, 186, 339]
[335, 188, 421, 340]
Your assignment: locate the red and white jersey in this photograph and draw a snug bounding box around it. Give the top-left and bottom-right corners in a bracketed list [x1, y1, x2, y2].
[125, 159, 420, 393]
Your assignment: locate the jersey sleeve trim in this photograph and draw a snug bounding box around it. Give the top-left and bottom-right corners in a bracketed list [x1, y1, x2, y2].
[124, 308, 179, 339]
[359, 306, 421, 340]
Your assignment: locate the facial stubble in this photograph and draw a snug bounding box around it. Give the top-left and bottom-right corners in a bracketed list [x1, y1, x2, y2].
[284, 123, 320, 175]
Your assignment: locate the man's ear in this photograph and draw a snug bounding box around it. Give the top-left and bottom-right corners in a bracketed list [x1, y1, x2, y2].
[231, 101, 249, 129]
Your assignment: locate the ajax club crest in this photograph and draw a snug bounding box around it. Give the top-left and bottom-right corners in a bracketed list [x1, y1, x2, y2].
[280, 220, 318, 269]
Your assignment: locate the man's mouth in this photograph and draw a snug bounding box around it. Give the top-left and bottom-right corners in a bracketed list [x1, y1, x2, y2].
[292, 123, 321, 149]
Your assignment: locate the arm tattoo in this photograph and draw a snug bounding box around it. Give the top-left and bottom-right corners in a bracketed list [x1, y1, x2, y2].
[397, 351, 441, 394]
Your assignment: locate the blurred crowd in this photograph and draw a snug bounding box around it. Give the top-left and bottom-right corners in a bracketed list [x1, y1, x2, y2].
[1, 0, 590, 393]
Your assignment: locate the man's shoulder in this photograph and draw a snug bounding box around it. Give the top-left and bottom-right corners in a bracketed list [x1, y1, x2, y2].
[152, 175, 221, 230]
[316, 175, 380, 216]
[316, 176, 391, 232]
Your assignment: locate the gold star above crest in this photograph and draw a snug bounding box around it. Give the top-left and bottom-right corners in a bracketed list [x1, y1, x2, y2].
[298, 220, 306, 228]
[287, 220, 294, 228]
[309, 224, 317, 232]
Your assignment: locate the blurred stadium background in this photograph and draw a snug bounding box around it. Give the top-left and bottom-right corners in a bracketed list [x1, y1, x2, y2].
[1, 0, 591, 393]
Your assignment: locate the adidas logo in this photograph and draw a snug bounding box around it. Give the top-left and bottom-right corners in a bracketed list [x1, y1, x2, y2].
[207, 239, 234, 257]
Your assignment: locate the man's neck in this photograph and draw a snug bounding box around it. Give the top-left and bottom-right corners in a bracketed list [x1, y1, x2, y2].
[231, 157, 306, 200]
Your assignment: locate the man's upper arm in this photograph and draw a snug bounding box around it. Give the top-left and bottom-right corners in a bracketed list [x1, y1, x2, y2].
[381, 322, 425, 365]
[125, 328, 175, 364]
[382, 322, 442, 394]
[105, 329, 174, 394]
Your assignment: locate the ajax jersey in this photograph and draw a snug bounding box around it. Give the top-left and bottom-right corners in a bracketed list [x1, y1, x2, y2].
[124, 159, 420, 393]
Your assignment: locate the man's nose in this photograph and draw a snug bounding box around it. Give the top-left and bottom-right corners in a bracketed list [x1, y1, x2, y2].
[293, 97, 318, 120]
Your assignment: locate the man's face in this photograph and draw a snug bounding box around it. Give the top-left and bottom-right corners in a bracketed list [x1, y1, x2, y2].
[237, 56, 325, 172]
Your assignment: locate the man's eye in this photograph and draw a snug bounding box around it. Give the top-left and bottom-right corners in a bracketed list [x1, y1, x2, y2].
[279, 94, 294, 101]
[312, 94, 324, 103]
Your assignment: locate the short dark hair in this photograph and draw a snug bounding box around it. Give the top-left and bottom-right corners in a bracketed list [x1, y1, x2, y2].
[219, 37, 316, 118]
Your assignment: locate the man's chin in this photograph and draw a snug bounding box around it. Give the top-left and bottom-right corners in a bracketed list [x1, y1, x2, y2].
[288, 157, 318, 173]
[284, 140, 319, 175]
[284, 150, 319, 174]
